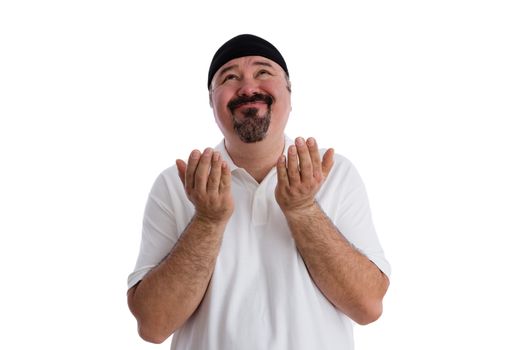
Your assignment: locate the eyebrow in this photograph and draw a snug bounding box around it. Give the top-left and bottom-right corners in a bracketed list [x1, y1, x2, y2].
[217, 64, 238, 78]
[253, 61, 274, 69]
[217, 60, 276, 78]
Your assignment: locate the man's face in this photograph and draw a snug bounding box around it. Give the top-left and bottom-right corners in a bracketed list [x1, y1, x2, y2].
[209, 56, 291, 144]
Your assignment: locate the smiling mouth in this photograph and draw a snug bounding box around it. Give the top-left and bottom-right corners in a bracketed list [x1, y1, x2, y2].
[234, 101, 267, 110]
[227, 93, 274, 112]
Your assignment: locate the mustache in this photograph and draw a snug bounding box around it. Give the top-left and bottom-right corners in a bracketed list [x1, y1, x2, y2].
[227, 93, 274, 111]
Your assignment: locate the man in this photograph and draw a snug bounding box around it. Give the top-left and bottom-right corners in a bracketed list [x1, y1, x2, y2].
[127, 34, 391, 350]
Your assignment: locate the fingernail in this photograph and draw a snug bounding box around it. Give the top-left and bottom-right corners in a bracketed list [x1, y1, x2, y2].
[191, 150, 200, 159]
[296, 137, 304, 146]
[289, 145, 297, 154]
[307, 137, 315, 146]
[213, 151, 220, 161]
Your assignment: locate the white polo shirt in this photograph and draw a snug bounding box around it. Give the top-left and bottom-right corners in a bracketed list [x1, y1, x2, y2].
[128, 137, 391, 350]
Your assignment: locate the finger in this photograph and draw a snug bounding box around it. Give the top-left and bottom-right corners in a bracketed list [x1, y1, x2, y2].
[295, 137, 313, 181]
[194, 148, 213, 193]
[287, 144, 300, 185]
[322, 148, 335, 178]
[219, 161, 232, 194]
[207, 151, 222, 193]
[185, 150, 201, 190]
[175, 159, 187, 187]
[306, 137, 322, 181]
[276, 154, 289, 188]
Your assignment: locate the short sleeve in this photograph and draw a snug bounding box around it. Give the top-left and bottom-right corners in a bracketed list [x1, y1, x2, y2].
[319, 154, 391, 277]
[127, 166, 194, 289]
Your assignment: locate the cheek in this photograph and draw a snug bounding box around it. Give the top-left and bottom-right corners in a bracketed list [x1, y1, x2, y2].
[212, 91, 230, 114]
[260, 81, 290, 103]
[211, 93, 234, 129]
[269, 86, 291, 113]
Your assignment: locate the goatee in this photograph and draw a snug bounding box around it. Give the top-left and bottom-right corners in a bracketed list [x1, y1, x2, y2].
[233, 107, 271, 143]
[228, 93, 273, 143]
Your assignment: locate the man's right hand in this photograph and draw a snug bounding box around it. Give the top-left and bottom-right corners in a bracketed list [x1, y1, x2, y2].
[129, 148, 233, 343]
[176, 148, 234, 225]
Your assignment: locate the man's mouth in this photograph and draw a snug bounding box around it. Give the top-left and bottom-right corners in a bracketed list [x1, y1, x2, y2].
[235, 101, 267, 111]
[227, 93, 274, 112]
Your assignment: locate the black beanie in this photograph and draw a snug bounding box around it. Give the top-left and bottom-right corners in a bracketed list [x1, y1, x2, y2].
[207, 34, 288, 89]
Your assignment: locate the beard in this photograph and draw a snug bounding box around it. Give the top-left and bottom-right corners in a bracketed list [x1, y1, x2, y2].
[232, 107, 271, 143]
[228, 93, 274, 143]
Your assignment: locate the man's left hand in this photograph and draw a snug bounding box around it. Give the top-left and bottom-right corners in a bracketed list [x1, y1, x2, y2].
[275, 137, 334, 214]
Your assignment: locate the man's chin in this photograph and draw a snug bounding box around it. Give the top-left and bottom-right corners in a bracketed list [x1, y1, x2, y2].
[237, 133, 267, 143]
[231, 108, 271, 143]
[233, 120, 270, 143]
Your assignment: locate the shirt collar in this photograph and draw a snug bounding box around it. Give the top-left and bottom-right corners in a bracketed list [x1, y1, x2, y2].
[214, 135, 295, 173]
[215, 139, 239, 172]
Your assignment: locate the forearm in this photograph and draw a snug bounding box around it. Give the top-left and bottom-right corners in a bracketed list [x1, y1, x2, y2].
[284, 203, 389, 325]
[128, 215, 226, 343]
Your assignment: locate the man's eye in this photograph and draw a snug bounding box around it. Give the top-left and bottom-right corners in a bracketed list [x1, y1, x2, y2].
[257, 70, 271, 76]
[223, 74, 238, 82]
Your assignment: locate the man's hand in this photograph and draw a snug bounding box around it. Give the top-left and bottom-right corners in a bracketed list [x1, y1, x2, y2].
[275, 137, 334, 214]
[176, 148, 234, 224]
[130, 148, 233, 343]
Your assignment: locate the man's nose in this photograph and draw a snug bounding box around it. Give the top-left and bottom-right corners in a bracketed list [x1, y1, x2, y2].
[236, 77, 260, 96]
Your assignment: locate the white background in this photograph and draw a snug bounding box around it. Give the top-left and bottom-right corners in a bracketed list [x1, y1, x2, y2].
[1, 1, 524, 349]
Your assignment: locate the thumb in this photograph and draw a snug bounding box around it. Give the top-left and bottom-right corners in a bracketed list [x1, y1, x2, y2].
[321, 148, 335, 178]
[176, 159, 187, 186]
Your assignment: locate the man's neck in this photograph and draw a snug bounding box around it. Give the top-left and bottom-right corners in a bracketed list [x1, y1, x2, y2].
[225, 135, 286, 183]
